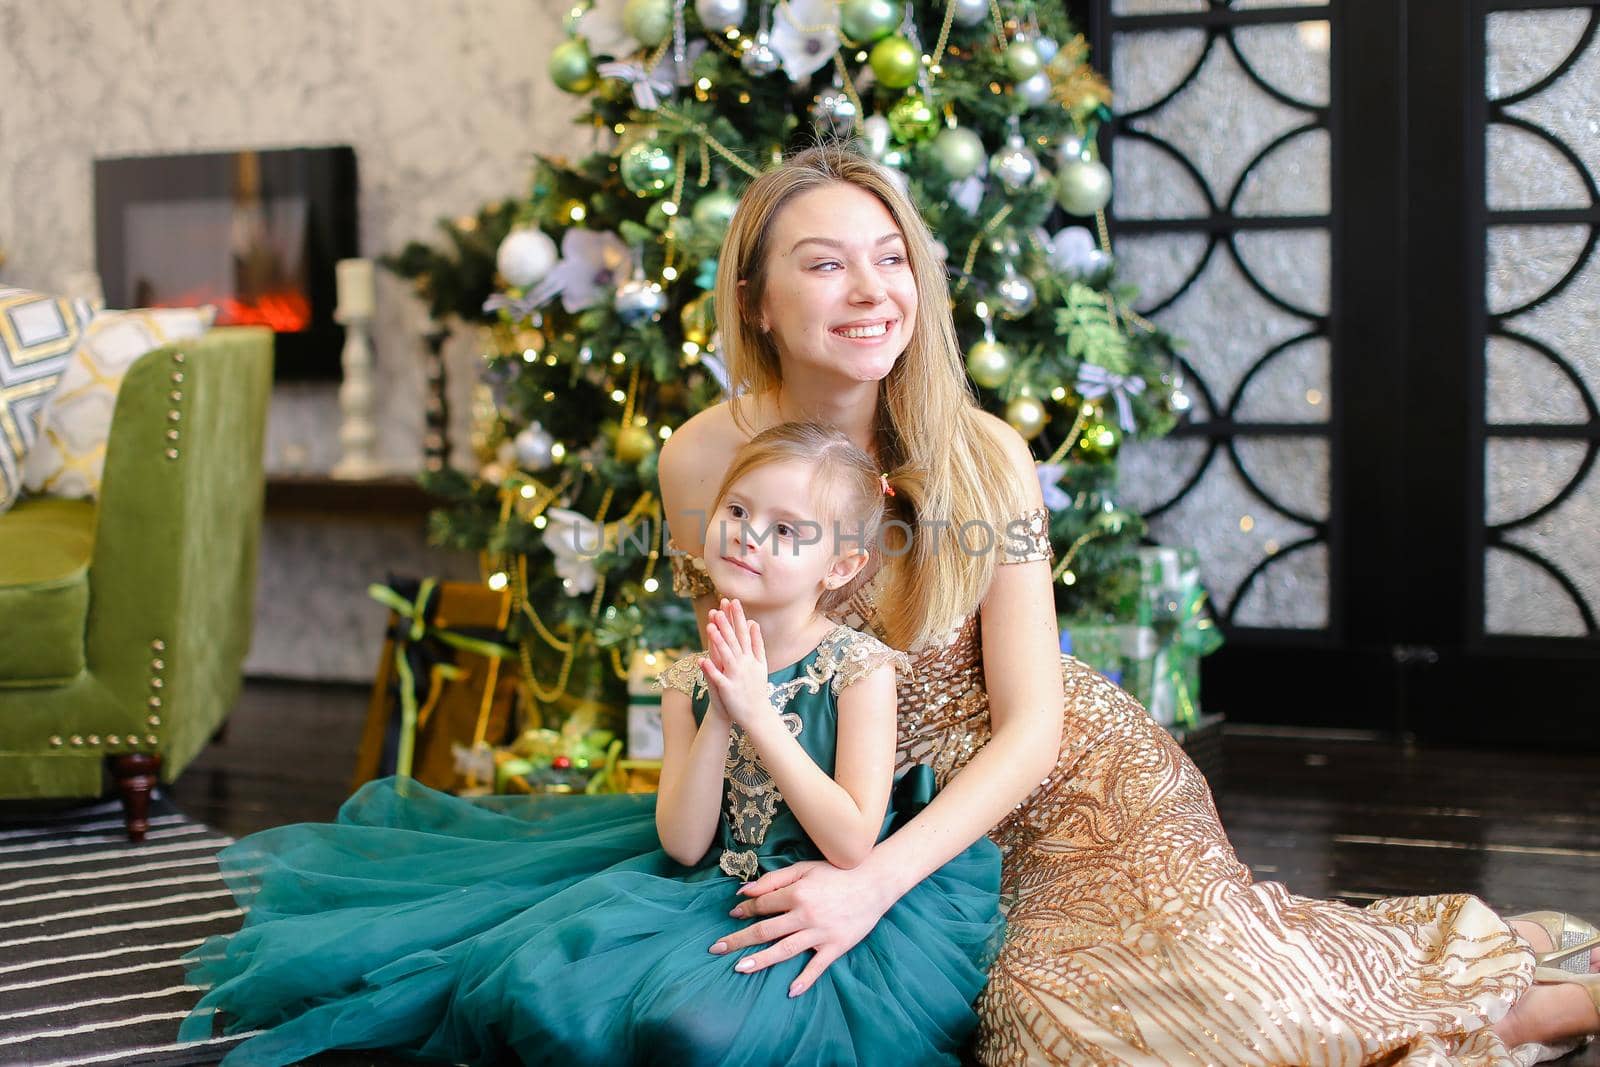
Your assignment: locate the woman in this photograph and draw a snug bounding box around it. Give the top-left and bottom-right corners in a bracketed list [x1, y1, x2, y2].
[658, 144, 1599, 1064]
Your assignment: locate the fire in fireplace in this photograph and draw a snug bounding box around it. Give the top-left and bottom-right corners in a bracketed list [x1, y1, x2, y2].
[94, 146, 357, 380]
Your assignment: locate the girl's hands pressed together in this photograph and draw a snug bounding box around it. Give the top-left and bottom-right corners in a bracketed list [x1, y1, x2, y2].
[700, 598, 772, 730]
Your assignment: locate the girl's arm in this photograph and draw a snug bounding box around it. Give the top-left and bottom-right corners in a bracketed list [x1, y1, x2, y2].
[740, 664, 896, 870]
[654, 682, 733, 866]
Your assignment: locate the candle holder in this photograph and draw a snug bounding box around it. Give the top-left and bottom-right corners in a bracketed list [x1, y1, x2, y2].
[332, 258, 384, 479]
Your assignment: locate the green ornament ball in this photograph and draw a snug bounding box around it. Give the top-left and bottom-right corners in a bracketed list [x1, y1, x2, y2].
[933, 127, 985, 180]
[1005, 40, 1043, 81]
[841, 0, 900, 43]
[1076, 403, 1121, 460]
[549, 39, 597, 94]
[623, 0, 673, 46]
[1056, 159, 1113, 215]
[869, 35, 920, 90]
[887, 93, 938, 143]
[965, 339, 1014, 389]
[691, 189, 739, 236]
[620, 140, 675, 198]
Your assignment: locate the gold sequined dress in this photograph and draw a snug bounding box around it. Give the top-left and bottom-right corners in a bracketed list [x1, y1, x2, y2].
[672, 507, 1541, 1067]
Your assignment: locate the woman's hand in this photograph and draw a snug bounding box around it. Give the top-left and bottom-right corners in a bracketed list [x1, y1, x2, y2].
[700, 599, 772, 730]
[709, 860, 893, 997]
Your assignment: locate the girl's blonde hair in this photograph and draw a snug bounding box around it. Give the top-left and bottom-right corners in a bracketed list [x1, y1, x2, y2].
[710, 422, 890, 616]
[713, 142, 1027, 648]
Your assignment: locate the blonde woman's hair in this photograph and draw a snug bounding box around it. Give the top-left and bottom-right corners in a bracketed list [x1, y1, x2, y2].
[714, 142, 1027, 649]
[710, 422, 891, 616]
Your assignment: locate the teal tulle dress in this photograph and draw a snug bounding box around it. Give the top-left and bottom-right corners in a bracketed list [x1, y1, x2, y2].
[181, 623, 1003, 1066]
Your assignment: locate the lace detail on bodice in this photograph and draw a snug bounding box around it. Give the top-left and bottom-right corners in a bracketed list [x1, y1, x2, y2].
[999, 505, 1053, 565]
[668, 539, 717, 599]
[653, 653, 707, 699]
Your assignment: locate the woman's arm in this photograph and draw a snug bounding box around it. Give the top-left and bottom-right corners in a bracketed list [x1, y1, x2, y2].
[654, 684, 733, 866]
[712, 415, 1064, 992]
[742, 661, 897, 871]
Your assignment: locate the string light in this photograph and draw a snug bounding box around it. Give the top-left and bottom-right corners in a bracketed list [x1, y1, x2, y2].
[658, 426, 672, 439]
[643, 577, 660, 593]
[611, 351, 626, 364]
[488, 572, 509, 590]
[1239, 515, 1255, 532]
[550, 443, 566, 461]
[662, 266, 679, 281]
[519, 485, 536, 499]
[611, 389, 626, 402]
[522, 348, 537, 362]
[533, 514, 548, 529]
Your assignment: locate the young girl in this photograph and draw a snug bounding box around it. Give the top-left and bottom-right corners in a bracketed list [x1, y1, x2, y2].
[180, 421, 1002, 1066]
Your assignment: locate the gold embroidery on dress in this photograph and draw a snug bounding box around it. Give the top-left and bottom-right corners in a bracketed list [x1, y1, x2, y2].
[652, 654, 707, 699]
[998, 505, 1053, 565]
[719, 848, 760, 880]
[667, 539, 718, 599]
[802, 507, 1532, 1066]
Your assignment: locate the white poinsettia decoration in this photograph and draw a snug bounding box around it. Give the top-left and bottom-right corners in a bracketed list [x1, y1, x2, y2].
[771, 0, 840, 82]
[543, 508, 607, 595]
[577, 0, 640, 59]
[1035, 462, 1071, 511]
[527, 229, 634, 313]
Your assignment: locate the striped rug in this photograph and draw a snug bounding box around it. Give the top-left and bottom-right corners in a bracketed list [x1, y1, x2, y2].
[0, 797, 253, 1066]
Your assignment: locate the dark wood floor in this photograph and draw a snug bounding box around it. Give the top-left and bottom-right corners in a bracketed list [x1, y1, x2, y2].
[164, 680, 1600, 1063]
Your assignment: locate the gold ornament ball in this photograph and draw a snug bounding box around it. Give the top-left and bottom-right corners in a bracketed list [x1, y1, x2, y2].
[869, 36, 920, 90]
[616, 424, 658, 464]
[549, 39, 597, 94]
[680, 292, 716, 346]
[965, 339, 1013, 389]
[1005, 395, 1048, 439]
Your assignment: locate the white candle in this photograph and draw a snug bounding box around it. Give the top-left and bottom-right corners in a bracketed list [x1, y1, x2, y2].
[335, 258, 375, 318]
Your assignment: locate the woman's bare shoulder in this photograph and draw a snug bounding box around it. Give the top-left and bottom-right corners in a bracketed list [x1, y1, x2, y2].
[659, 401, 747, 544]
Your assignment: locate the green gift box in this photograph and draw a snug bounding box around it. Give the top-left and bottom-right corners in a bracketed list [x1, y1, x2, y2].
[1060, 618, 1159, 711]
[1134, 546, 1222, 727]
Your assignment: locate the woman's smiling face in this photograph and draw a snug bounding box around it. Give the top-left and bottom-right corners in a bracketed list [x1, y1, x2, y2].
[751, 182, 918, 386]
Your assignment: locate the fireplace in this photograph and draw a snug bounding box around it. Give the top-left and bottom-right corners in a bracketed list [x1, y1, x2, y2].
[94, 146, 358, 381]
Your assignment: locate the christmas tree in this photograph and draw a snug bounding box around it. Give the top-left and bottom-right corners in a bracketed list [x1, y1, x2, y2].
[387, 0, 1193, 738]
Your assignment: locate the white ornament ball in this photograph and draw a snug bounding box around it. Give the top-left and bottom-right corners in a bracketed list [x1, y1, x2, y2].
[952, 0, 987, 27]
[1016, 71, 1053, 108]
[695, 0, 746, 34]
[1056, 159, 1114, 216]
[514, 424, 556, 471]
[496, 227, 558, 289]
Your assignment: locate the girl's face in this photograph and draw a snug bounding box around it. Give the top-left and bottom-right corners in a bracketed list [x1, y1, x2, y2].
[702, 459, 865, 611]
[752, 182, 918, 386]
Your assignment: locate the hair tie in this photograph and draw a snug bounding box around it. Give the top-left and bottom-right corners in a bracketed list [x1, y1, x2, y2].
[879, 472, 895, 497]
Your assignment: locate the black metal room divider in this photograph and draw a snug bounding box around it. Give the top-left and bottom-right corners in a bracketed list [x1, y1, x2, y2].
[1084, 0, 1599, 745]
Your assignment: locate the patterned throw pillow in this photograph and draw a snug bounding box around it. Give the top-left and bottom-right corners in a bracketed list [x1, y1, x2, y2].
[23, 306, 217, 500]
[0, 288, 95, 513]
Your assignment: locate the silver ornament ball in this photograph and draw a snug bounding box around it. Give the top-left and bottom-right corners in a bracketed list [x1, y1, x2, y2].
[695, 0, 746, 34]
[1034, 36, 1059, 63]
[811, 88, 858, 136]
[991, 137, 1040, 191]
[514, 424, 556, 471]
[614, 277, 668, 323]
[740, 32, 780, 75]
[996, 271, 1037, 318]
[496, 227, 558, 289]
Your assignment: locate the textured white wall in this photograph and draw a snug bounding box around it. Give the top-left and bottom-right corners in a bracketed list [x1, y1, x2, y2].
[0, 0, 584, 473]
[0, 0, 587, 680]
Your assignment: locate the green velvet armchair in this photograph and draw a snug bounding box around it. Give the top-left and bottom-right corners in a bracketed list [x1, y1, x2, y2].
[0, 326, 272, 839]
